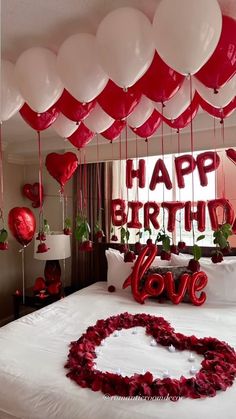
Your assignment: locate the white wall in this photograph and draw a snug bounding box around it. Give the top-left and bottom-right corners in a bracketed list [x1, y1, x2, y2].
[23, 163, 73, 289]
[0, 159, 73, 322]
[0, 159, 25, 321]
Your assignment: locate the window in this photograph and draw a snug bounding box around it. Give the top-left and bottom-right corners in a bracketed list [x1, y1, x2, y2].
[112, 150, 216, 246]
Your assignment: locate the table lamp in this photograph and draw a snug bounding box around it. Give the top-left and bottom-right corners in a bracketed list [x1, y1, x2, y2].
[34, 233, 71, 291]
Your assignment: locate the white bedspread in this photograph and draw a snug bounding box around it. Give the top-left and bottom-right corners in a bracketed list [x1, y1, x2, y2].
[0, 282, 236, 419]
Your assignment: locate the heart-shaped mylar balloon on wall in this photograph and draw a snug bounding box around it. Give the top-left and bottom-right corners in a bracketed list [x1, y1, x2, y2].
[8, 207, 36, 246]
[45, 152, 78, 190]
[22, 182, 44, 208]
[226, 149, 236, 166]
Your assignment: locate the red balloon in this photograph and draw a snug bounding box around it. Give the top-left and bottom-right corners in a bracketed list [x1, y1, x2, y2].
[135, 52, 185, 102]
[144, 201, 160, 230]
[57, 89, 96, 122]
[161, 201, 185, 232]
[101, 120, 126, 142]
[208, 198, 235, 230]
[196, 151, 220, 186]
[130, 110, 162, 138]
[22, 182, 44, 208]
[199, 96, 236, 120]
[68, 123, 94, 149]
[196, 16, 236, 90]
[8, 207, 36, 246]
[123, 244, 157, 303]
[185, 201, 206, 232]
[20, 103, 59, 131]
[175, 154, 197, 188]
[188, 272, 208, 306]
[126, 159, 146, 188]
[45, 152, 78, 189]
[164, 272, 189, 305]
[163, 94, 199, 130]
[97, 80, 141, 119]
[226, 148, 236, 165]
[33, 277, 46, 292]
[111, 199, 127, 226]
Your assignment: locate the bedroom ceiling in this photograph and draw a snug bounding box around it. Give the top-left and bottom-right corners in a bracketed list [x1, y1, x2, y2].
[1, 0, 236, 162]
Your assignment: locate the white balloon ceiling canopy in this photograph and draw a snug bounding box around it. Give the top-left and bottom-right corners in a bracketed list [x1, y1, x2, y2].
[1, 0, 235, 135]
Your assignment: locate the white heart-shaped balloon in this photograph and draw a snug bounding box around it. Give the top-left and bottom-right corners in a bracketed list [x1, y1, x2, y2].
[194, 76, 236, 108]
[52, 113, 78, 138]
[83, 103, 114, 133]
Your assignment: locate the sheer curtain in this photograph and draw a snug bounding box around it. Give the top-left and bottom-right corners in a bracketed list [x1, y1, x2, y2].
[72, 161, 112, 289]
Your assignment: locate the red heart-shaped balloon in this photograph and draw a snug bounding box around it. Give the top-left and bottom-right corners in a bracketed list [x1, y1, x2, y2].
[57, 89, 96, 122]
[8, 207, 36, 246]
[22, 182, 44, 208]
[226, 148, 236, 165]
[45, 152, 78, 189]
[68, 123, 94, 149]
[33, 277, 46, 292]
[20, 103, 60, 131]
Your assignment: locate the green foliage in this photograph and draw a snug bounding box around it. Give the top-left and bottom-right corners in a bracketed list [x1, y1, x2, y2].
[193, 244, 202, 261]
[144, 227, 152, 236]
[43, 219, 50, 234]
[0, 228, 8, 243]
[155, 230, 171, 252]
[196, 234, 205, 242]
[64, 218, 72, 229]
[213, 223, 232, 249]
[75, 214, 90, 243]
[120, 226, 130, 244]
[136, 231, 143, 239]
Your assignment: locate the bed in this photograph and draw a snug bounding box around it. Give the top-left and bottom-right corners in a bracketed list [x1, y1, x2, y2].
[0, 279, 236, 419]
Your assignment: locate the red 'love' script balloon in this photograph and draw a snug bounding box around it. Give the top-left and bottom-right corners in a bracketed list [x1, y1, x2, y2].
[8, 207, 36, 246]
[45, 152, 78, 189]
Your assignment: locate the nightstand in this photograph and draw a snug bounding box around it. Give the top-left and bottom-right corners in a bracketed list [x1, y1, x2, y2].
[13, 288, 61, 320]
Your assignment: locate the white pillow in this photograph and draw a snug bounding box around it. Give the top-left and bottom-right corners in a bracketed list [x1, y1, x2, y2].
[171, 253, 236, 304]
[106, 248, 171, 291]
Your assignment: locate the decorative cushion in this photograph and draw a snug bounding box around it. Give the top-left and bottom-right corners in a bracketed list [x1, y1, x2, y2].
[171, 253, 236, 304]
[106, 248, 171, 291]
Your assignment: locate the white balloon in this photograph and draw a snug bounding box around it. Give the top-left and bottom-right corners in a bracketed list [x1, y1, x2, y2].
[155, 78, 194, 120]
[15, 47, 63, 113]
[152, 0, 222, 75]
[0, 60, 24, 122]
[57, 33, 108, 103]
[194, 76, 236, 108]
[127, 96, 154, 128]
[83, 103, 114, 133]
[96, 7, 155, 88]
[52, 113, 78, 138]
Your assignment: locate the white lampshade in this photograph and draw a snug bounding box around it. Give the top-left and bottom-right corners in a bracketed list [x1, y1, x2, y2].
[34, 233, 71, 260]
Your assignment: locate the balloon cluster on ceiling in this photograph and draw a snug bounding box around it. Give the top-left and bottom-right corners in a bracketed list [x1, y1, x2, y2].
[1, 0, 236, 147]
